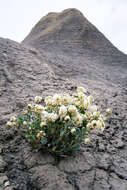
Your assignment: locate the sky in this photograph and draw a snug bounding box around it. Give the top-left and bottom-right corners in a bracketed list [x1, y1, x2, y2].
[0, 0, 127, 54]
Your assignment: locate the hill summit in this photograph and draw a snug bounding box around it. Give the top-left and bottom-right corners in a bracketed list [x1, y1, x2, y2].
[23, 8, 119, 55]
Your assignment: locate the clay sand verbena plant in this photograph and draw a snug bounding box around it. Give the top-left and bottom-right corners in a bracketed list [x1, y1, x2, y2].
[7, 87, 111, 156]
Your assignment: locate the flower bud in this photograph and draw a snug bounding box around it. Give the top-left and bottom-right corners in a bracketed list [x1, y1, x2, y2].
[40, 121, 46, 127]
[37, 131, 46, 139]
[10, 116, 16, 122]
[59, 105, 67, 118]
[71, 128, 76, 134]
[77, 87, 86, 93]
[106, 108, 112, 115]
[24, 110, 28, 115]
[27, 104, 33, 109]
[64, 115, 70, 121]
[88, 95, 94, 103]
[35, 96, 42, 104]
[6, 121, 13, 127]
[23, 121, 27, 126]
[84, 138, 90, 144]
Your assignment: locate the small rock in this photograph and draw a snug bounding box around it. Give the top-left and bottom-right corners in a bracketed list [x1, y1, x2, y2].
[98, 143, 105, 151]
[96, 153, 112, 170]
[0, 146, 3, 153]
[5, 187, 13, 190]
[0, 175, 8, 185]
[112, 92, 118, 97]
[115, 139, 125, 148]
[0, 156, 7, 172]
[4, 181, 10, 187]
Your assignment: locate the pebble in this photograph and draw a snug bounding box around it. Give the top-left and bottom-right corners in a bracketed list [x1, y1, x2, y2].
[0, 147, 2, 153]
[0, 175, 8, 185]
[5, 187, 13, 190]
[115, 139, 125, 148]
[0, 156, 7, 172]
[4, 181, 10, 187]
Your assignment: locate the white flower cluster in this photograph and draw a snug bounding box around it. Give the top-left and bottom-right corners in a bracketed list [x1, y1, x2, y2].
[24, 87, 107, 132]
[7, 87, 111, 146]
[6, 116, 17, 127]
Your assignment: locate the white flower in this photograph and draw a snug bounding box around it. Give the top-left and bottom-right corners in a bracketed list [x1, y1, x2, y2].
[24, 110, 28, 115]
[72, 93, 77, 97]
[77, 87, 86, 93]
[64, 115, 70, 121]
[6, 121, 13, 127]
[53, 94, 61, 101]
[84, 111, 92, 119]
[34, 105, 44, 113]
[88, 105, 98, 113]
[77, 92, 85, 100]
[74, 100, 80, 107]
[62, 94, 71, 105]
[87, 95, 94, 103]
[23, 121, 27, 126]
[40, 121, 47, 127]
[52, 94, 62, 106]
[84, 99, 88, 109]
[86, 123, 92, 130]
[37, 131, 46, 139]
[106, 108, 112, 115]
[59, 105, 67, 118]
[91, 120, 97, 127]
[97, 120, 105, 131]
[34, 96, 42, 103]
[10, 116, 16, 122]
[73, 113, 83, 126]
[27, 104, 33, 109]
[71, 128, 76, 134]
[93, 111, 100, 118]
[68, 105, 78, 115]
[96, 120, 103, 131]
[49, 113, 58, 122]
[45, 96, 52, 106]
[41, 111, 49, 120]
[84, 138, 90, 144]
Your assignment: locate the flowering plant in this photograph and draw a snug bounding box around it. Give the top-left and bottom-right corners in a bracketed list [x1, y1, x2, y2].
[7, 87, 111, 156]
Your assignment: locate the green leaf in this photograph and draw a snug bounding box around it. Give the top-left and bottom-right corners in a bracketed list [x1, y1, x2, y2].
[57, 119, 62, 125]
[83, 119, 87, 127]
[52, 139, 59, 145]
[82, 127, 86, 135]
[23, 116, 27, 121]
[29, 135, 36, 143]
[41, 137, 47, 145]
[79, 109, 85, 114]
[50, 128, 54, 135]
[75, 127, 81, 138]
[17, 117, 24, 125]
[60, 128, 65, 137]
[52, 146, 56, 151]
[71, 143, 80, 151]
[65, 120, 73, 128]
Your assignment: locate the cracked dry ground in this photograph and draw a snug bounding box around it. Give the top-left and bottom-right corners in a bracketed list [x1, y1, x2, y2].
[0, 38, 127, 190]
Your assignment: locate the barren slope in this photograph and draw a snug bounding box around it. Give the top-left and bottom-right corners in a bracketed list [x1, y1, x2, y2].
[0, 9, 127, 190]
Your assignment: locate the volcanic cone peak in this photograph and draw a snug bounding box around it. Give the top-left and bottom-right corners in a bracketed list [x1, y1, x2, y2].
[22, 8, 119, 55]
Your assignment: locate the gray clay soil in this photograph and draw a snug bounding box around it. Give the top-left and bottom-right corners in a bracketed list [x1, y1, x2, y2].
[0, 9, 127, 190]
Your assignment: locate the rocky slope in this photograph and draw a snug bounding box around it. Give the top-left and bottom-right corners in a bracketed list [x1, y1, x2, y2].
[0, 8, 127, 190]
